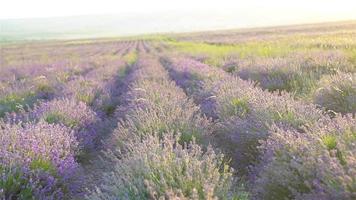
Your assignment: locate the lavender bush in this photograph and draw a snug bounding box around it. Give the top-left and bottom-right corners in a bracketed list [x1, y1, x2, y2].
[233, 50, 353, 97]
[0, 41, 137, 199]
[88, 132, 246, 200]
[30, 98, 99, 149]
[313, 72, 356, 115]
[165, 57, 325, 173]
[253, 114, 356, 200]
[114, 55, 211, 145]
[0, 121, 79, 199]
[0, 76, 56, 118]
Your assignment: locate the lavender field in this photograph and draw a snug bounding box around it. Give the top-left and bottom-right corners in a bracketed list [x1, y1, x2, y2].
[1, 21, 355, 200]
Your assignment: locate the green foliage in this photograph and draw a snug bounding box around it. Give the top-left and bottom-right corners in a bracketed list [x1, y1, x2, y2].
[221, 98, 250, 119]
[76, 93, 95, 105]
[321, 134, 347, 165]
[44, 112, 79, 128]
[118, 66, 129, 78]
[313, 73, 356, 114]
[131, 111, 203, 144]
[0, 166, 34, 199]
[322, 135, 337, 150]
[271, 110, 305, 128]
[346, 49, 356, 68]
[44, 112, 66, 124]
[57, 72, 71, 83]
[0, 92, 36, 117]
[168, 40, 293, 67]
[262, 70, 318, 97]
[123, 51, 138, 66]
[36, 83, 55, 98]
[30, 159, 56, 176]
[102, 104, 116, 116]
[230, 98, 250, 117]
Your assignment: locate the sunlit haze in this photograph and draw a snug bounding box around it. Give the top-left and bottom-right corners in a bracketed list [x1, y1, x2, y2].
[1, 0, 356, 39]
[2, 0, 356, 22]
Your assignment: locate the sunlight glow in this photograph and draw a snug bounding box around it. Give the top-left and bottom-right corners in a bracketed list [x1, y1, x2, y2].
[1, 0, 356, 22]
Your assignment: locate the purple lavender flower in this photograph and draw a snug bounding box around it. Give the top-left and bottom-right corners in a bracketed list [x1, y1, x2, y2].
[29, 98, 99, 148]
[253, 114, 356, 199]
[0, 121, 79, 198]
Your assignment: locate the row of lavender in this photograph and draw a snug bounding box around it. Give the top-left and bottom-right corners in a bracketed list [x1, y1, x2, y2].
[179, 45, 355, 114]
[163, 56, 355, 199]
[87, 54, 249, 199]
[173, 22, 356, 115]
[225, 51, 356, 114]
[0, 42, 136, 199]
[0, 40, 135, 117]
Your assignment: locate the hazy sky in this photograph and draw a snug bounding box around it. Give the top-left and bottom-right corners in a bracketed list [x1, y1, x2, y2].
[1, 0, 356, 22]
